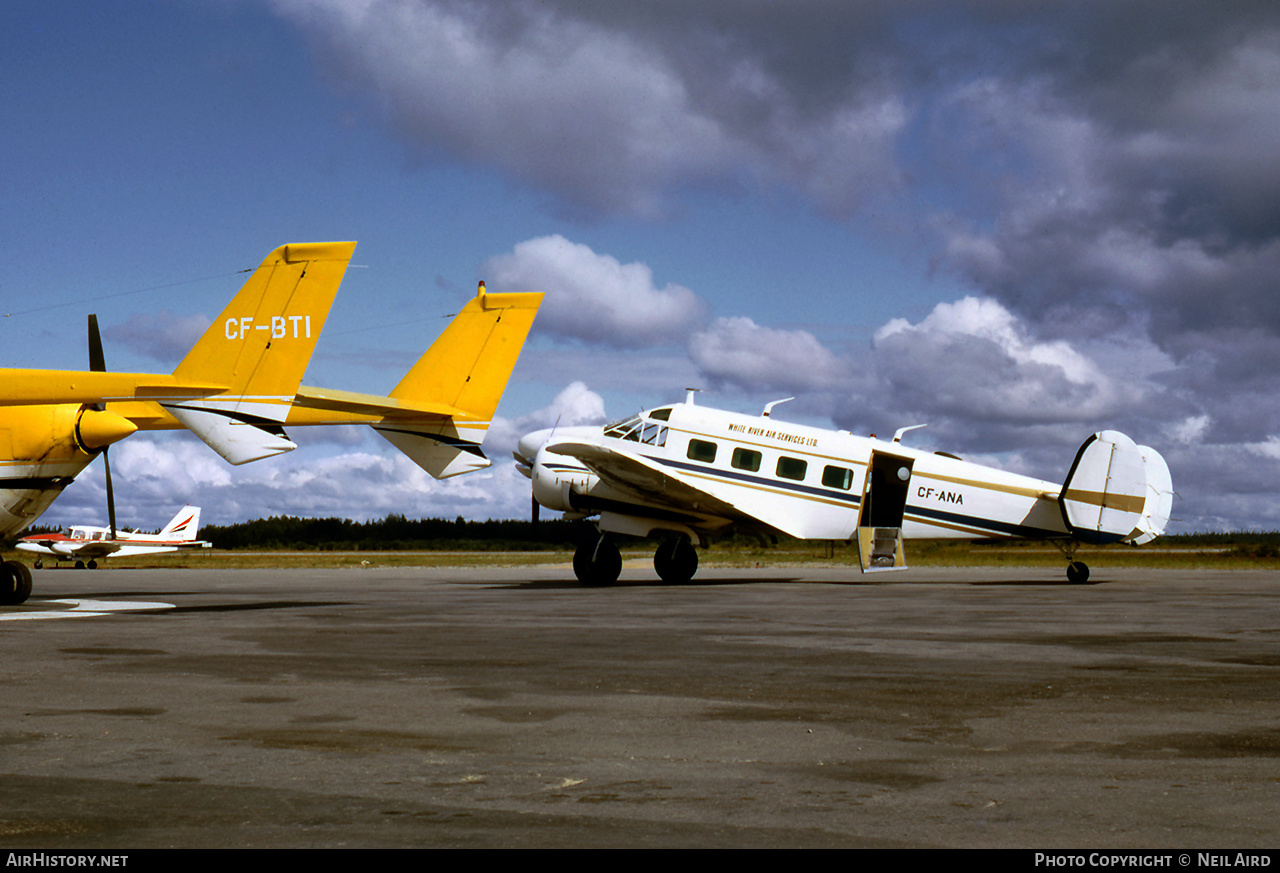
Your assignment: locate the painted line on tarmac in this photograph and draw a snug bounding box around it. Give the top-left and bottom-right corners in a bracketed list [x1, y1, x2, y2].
[0, 599, 175, 621]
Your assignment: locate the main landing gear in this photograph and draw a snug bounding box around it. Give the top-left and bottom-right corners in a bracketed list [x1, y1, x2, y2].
[572, 534, 700, 586]
[573, 534, 622, 587]
[0, 561, 33, 605]
[653, 536, 698, 584]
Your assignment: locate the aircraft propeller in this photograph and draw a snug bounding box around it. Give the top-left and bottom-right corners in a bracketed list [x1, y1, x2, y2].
[88, 314, 119, 540]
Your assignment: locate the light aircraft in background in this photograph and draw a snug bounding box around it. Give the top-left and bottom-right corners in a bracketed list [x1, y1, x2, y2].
[515, 391, 1173, 586]
[0, 242, 543, 604]
[17, 506, 209, 569]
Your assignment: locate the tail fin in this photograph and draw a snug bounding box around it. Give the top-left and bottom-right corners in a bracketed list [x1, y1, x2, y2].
[373, 282, 543, 478]
[164, 242, 356, 464]
[1059, 431, 1173, 545]
[159, 506, 201, 541]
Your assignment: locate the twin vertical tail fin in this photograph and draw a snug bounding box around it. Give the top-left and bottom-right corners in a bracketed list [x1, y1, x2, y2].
[165, 242, 357, 464]
[1059, 431, 1174, 545]
[372, 283, 544, 479]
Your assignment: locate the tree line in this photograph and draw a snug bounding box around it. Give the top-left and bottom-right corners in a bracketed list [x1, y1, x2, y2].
[196, 513, 584, 551]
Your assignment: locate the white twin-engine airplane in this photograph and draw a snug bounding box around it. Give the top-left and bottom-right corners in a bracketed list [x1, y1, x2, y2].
[16, 506, 209, 569]
[515, 392, 1173, 586]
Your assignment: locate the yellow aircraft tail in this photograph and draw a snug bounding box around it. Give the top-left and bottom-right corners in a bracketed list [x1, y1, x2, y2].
[372, 283, 544, 478]
[164, 242, 356, 464]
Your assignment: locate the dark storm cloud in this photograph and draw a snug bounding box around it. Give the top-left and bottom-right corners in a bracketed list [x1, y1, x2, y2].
[270, 1, 1280, 335]
[269, 0, 908, 217]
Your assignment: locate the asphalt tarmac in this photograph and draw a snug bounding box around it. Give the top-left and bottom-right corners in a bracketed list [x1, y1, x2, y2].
[2, 563, 1278, 849]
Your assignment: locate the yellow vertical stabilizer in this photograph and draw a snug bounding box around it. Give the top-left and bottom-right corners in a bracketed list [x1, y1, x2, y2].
[173, 242, 356, 397]
[389, 282, 544, 422]
[165, 242, 357, 464]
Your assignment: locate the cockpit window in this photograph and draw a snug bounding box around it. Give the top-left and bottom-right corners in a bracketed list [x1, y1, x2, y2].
[647, 407, 672, 421]
[604, 415, 643, 440]
[605, 414, 667, 447]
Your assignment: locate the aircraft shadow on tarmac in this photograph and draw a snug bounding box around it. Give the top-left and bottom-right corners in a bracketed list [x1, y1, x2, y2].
[498, 574, 1108, 590]
[969, 578, 1107, 587]
[493, 575, 805, 590]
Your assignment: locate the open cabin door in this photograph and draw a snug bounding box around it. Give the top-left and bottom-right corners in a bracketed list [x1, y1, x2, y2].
[856, 451, 914, 572]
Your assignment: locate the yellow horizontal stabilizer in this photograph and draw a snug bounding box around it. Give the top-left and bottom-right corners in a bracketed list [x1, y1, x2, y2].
[290, 385, 466, 422]
[0, 370, 227, 407]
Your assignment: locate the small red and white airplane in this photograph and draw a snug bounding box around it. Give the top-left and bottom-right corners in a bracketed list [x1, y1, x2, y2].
[17, 506, 209, 569]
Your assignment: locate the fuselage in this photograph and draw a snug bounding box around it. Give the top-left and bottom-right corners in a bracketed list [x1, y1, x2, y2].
[520, 401, 1070, 543]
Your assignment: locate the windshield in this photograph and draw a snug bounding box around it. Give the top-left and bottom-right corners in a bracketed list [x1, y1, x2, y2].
[604, 412, 668, 447]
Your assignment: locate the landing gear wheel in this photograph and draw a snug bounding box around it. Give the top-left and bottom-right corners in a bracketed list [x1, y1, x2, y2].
[75, 560, 85, 570]
[87, 560, 98, 570]
[0, 561, 33, 605]
[654, 537, 699, 584]
[33, 560, 43, 570]
[574, 536, 622, 587]
[1066, 561, 1090, 584]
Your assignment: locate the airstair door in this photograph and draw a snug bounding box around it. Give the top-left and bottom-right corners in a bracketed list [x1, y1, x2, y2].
[856, 451, 914, 572]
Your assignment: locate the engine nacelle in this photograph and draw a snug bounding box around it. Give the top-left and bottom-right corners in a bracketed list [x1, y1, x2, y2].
[531, 445, 595, 513]
[0, 404, 136, 462]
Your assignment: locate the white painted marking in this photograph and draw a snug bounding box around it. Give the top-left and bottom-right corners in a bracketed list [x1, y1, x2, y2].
[0, 599, 175, 621]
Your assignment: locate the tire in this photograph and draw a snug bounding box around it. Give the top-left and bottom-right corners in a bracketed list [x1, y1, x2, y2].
[654, 537, 698, 584]
[574, 536, 622, 587]
[1066, 561, 1090, 584]
[0, 561, 32, 605]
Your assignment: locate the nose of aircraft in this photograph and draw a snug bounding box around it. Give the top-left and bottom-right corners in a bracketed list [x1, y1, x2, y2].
[516, 428, 553, 467]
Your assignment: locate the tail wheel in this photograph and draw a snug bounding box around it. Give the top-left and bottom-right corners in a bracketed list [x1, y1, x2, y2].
[1066, 561, 1090, 585]
[654, 537, 699, 584]
[574, 535, 622, 587]
[0, 561, 33, 605]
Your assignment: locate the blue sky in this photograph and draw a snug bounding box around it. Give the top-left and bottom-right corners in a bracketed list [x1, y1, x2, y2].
[6, 1, 1280, 532]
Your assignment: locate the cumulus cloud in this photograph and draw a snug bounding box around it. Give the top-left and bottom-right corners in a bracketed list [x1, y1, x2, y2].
[483, 235, 706, 347]
[874, 297, 1124, 417]
[689, 316, 851, 394]
[484, 380, 606, 459]
[44, 431, 537, 530]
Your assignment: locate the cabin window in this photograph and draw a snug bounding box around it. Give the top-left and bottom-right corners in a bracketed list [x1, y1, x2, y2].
[822, 465, 853, 490]
[776, 456, 807, 481]
[687, 439, 718, 463]
[732, 448, 761, 472]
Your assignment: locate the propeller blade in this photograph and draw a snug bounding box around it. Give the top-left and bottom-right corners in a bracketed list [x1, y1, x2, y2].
[103, 447, 117, 541]
[88, 314, 106, 372]
[531, 494, 540, 526]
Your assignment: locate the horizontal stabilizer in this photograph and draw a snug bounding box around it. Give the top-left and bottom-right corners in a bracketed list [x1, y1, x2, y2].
[1059, 431, 1150, 544]
[374, 423, 490, 479]
[165, 404, 296, 465]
